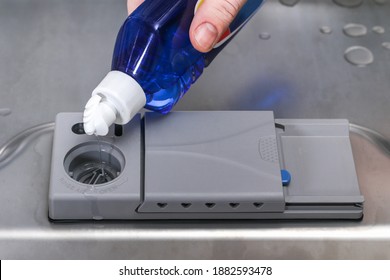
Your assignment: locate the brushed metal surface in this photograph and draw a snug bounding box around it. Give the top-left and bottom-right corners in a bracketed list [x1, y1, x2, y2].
[1, 0, 390, 259]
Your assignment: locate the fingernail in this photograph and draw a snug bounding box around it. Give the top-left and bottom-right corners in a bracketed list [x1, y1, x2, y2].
[194, 22, 218, 51]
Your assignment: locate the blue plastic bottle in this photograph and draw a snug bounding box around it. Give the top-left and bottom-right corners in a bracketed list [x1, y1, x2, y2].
[83, 0, 264, 136]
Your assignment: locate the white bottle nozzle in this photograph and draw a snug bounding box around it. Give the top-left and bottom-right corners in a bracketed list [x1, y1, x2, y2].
[83, 71, 146, 136]
[83, 95, 116, 135]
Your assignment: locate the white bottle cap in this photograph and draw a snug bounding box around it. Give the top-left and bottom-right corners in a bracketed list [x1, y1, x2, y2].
[83, 71, 146, 136]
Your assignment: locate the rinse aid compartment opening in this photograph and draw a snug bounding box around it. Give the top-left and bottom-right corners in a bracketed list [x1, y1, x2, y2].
[49, 113, 142, 220]
[48, 112, 363, 220]
[63, 141, 126, 186]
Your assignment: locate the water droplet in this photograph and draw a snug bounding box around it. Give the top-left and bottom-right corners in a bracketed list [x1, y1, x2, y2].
[259, 32, 271, 40]
[333, 0, 363, 7]
[382, 42, 390, 49]
[320, 26, 332, 34]
[344, 46, 374, 67]
[92, 216, 103, 220]
[0, 108, 11, 116]
[343, 23, 367, 37]
[372, 26, 385, 34]
[374, 0, 387, 5]
[279, 0, 300, 7]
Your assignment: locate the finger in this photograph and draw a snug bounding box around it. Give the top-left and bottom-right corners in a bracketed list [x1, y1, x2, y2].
[127, 0, 145, 15]
[190, 0, 247, 52]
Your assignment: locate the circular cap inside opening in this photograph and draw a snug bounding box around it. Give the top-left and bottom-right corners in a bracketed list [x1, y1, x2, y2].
[63, 141, 125, 185]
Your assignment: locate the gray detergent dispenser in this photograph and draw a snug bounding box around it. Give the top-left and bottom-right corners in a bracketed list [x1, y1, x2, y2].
[49, 111, 364, 220]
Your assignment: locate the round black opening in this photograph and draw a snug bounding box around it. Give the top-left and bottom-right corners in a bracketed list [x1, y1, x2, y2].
[71, 123, 86, 135]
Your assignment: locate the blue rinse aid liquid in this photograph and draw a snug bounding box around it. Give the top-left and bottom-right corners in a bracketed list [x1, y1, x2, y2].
[83, 0, 264, 136]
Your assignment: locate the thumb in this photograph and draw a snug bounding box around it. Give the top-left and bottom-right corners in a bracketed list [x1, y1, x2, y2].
[190, 0, 247, 53]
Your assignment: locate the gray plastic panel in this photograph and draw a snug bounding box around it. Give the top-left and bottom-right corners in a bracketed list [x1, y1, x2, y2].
[275, 119, 364, 205]
[139, 111, 285, 213]
[48, 113, 141, 220]
[48, 112, 363, 220]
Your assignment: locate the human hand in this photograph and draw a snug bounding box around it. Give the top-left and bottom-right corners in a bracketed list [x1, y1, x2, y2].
[127, 0, 247, 53]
